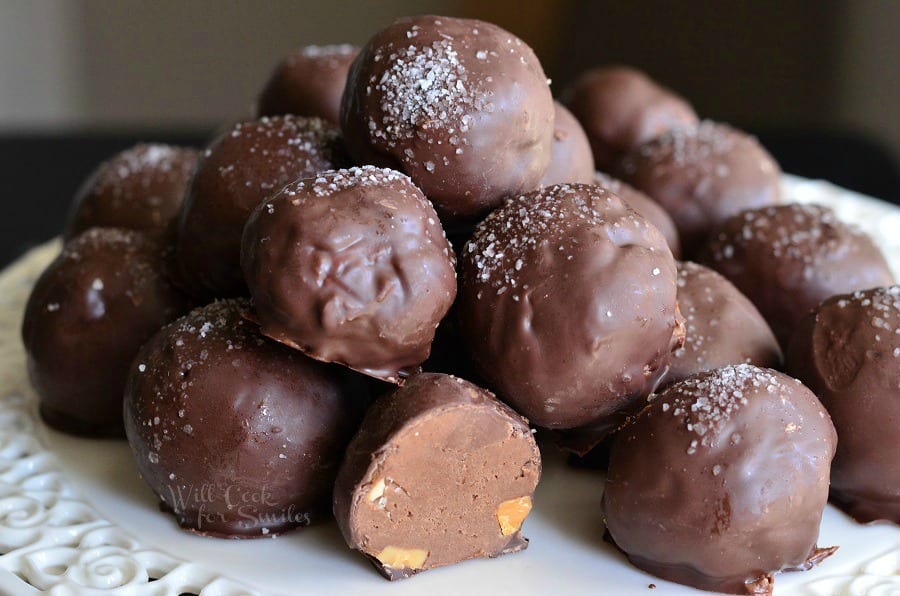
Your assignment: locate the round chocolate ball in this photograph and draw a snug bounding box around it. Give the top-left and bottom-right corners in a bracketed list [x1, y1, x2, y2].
[560, 66, 698, 171]
[603, 364, 837, 594]
[700, 203, 894, 346]
[175, 115, 344, 299]
[540, 102, 595, 187]
[666, 261, 782, 386]
[241, 166, 457, 384]
[65, 144, 198, 240]
[257, 44, 359, 125]
[620, 121, 782, 255]
[787, 286, 900, 524]
[458, 183, 683, 430]
[594, 171, 680, 258]
[22, 229, 192, 437]
[124, 299, 365, 538]
[340, 15, 554, 223]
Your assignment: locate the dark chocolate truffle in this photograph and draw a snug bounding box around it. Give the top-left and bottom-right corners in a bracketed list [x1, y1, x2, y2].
[603, 364, 837, 594]
[65, 144, 198, 239]
[22, 229, 192, 437]
[241, 166, 457, 384]
[175, 115, 344, 299]
[333, 373, 541, 580]
[787, 286, 900, 524]
[458, 183, 683, 430]
[620, 121, 782, 255]
[594, 171, 681, 258]
[540, 102, 595, 187]
[340, 15, 554, 223]
[560, 66, 698, 170]
[666, 262, 781, 386]
[701, 203, 894, 346]
[124, 299, 365, 538]
[257, 44, 359, 125]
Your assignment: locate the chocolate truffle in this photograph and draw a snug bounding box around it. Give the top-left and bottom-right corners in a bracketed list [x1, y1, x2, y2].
[560, 66, 698, 170]
[22, 229, 191, 437]
[666, 262, 781, 386]
[701, 203, 894, 346]
[333, 373, 541, 580]
[458, 183, 683, 430]
[603, 364, 837, 594]
[620, 121, 782, 255]
[241, 166, 457, 384]
[124, 299, 365, 538]
[65, 144, 198, 239]
[540, 102, 595, 187]
[787, 286, 900, 524]
[175, 115, 344, 299]
[594, 171, 680, 258]
[257, 44, 359, 125]
[340, 15, 554, 223]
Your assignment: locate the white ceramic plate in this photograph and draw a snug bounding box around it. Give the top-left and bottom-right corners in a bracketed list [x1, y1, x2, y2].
[0, 175, 898, 596]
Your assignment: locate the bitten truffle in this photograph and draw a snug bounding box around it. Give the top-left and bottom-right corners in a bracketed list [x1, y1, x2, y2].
[340, 15, 554, 223]
[458, 183, 683, 431]
[540, 102, 595, 187]
[65, 144, 198, 239]
[787, 286, 900, 524]
[665, 261, 781, 386]
[560, 66, 698, 170]
[603, 364, 837, 595]
[333, 373, 541, 580]
[257, 44, 359, 125]
[701, 203, 894, 345]
[175, 115, 344, 299]
[594, 171, 680, 258]
[241, 166, 457, 384]
[22, 229, 191, 437]
[124, 299, 365, 538]
[620, 121, 782, 255]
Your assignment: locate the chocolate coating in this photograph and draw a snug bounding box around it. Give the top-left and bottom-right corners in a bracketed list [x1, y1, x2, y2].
[340, 15, 554, 223]
[700, 203, 894, 346]
[334, 373, 541, 580]
[124, 299, 365, 538]
[603, 364, 837, 594]
[22, 229, 192, 437]
[257, 44, 359, 125]
[787, 286, 900, 524]
[560, 66, 698, 170]
[666, 262, 782, 387]
[540, 102, 595, 187]
[620, 121, 782, 255]
[241, 166, 457, 384]
[594, 171, 680, 258]
[458, 183, 683, 430]
[175, 116, 344, 299]
[65, 144, 198, 240]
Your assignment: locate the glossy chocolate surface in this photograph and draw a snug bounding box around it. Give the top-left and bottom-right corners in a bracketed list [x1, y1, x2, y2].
[458, 183, 683, 430]
[22, 228, 192, 436]
[66, 144, 198, 239]
[787, 286, 900, 524]
[175, 115, 344, 299]
[701, 203, 894, 346]
[561, 66, 697, 170]
[124, 299, 365, 538]
[258, 44, 359, 125]
[620, 121, 782, 256]
[341, 15, 554, 223]
[241, 166, 457, 383]
[603, 364, 837, 594]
